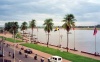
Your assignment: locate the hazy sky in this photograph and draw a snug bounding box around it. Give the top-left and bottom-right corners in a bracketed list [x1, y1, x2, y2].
[0, 0, 100, 26]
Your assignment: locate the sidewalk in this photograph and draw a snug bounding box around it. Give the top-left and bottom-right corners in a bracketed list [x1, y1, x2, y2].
[38, 43, 100, 60]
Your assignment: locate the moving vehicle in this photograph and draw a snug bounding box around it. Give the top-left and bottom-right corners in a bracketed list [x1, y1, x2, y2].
[24, 49, 32, 54]
[48, 56, 62, 62]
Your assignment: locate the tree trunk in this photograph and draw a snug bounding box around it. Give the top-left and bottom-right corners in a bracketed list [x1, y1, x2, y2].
[47, 32, 49, 47]
[13, 30, 15, 42]
[67, 31, 69, 52]
[22, 30, 24, 42]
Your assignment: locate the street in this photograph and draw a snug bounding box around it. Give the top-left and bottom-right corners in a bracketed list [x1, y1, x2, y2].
[1, 43, 48, 62]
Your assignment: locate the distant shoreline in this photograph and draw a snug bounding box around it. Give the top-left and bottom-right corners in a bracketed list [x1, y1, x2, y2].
[36, 28, 100, 30]
[74, 28, 100, 30]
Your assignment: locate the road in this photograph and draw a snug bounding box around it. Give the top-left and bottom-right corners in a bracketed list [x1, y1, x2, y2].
[2, 43, 46, 62]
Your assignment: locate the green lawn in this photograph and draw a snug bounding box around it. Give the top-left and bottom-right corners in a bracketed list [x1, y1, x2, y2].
[21, 43, 100, 62]
[0, 36, 22, 43]
[6, 38, 22, 43]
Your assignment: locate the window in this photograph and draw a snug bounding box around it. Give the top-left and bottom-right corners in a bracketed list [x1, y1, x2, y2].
[58, 58, 61, 60]
[55, 58, 57, 60]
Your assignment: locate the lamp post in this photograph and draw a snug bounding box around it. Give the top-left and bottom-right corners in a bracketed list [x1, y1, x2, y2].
[37, 27, 38, 42]
[2, 37, 5, 62]
[28, 32, 31, 43]
[60, 35, 63, 52]
[33, 35, 36, 43]
[58, 29, 60, 48]
[74, 29, 76, 50]
[13, 30, 16, 62]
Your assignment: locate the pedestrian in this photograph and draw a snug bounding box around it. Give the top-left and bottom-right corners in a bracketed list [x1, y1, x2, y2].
[19, 50, 22, 55]
[21, 46, 24, 50]
[41, 57, 44, 62]
[12, 53, 14, 58]
[48, 58, 50, 62]
[6, 44, 8, 47]
[16, 44, 18, 48]
[8, 52, 11, 57]
[34, 54, 37, 60]
[25, 53, 28, 58]
[19, 60, 22, 62]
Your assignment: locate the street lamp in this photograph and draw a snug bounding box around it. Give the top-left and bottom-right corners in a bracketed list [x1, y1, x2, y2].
[2, 37, 5, 62]
[13, 30, 16, 62]
[60, 35, 63, 52]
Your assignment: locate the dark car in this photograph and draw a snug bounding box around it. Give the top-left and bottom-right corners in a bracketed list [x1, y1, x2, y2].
[24, 49, 32, 54]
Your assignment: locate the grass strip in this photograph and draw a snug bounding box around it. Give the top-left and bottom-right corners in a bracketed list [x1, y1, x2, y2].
[6, 38, 22, 43]
[21, 43, 100, 62]
[0, 36, 22, 43]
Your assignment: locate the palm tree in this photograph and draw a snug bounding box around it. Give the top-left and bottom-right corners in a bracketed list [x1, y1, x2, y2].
[62, 14, 75, 52]
[10, 22, 19, 38]
[10, 22, 19, 62]
[20, 22, 28, 41]
[43, 18, 54, 47]
[29, 19, 36, 40]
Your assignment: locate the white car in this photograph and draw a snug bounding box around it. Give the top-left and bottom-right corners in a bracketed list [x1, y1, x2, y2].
[48, 56, 62, 62]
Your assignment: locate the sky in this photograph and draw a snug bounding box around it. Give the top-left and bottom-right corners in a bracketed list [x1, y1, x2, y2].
[0, 0, 100, 27]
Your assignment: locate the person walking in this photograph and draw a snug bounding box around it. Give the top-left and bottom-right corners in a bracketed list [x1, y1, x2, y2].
[41, 57, 44, 62]
[12, 53, 14, 58]
[25, 53, 28, 58]
[8, 51, 11, 57]
[19, 50, 22, 55]
[34, 54, 37, 60]
[19, 60, 22, 62]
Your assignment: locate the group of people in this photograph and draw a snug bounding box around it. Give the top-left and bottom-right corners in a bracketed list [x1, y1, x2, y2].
[19, 50, 44, 62]
[8, 51, 22, 62]
[34, 54, 44, 62]
[7, 45, 45, 62]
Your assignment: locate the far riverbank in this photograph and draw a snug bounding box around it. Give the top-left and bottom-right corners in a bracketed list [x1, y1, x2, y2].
[74, 28, 100, 30]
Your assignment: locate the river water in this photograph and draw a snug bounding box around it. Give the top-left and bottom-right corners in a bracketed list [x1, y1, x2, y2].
[20, 28, 100, 54]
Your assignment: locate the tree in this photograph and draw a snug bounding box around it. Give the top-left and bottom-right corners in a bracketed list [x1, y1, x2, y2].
[43, 18, 54, 47]
[10, 22, 19, 35]
[4, 22, 19, 35]
[4, 22, 14, 31]
[29, 19, 36, 41]
[62, 14, 75, 52]
[20, 22, 28, 41]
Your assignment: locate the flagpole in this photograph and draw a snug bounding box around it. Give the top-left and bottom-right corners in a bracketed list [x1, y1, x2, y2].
[95, 35, 96, 56]
[37, 28, 38, 42]
[74, 29, 75, 50]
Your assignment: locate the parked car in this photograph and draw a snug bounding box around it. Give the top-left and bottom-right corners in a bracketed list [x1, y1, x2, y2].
[24, 49, 32, 54]
[48, 56, 62, 62]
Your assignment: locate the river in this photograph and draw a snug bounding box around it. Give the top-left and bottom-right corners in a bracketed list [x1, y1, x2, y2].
[20, 28, 100, 54]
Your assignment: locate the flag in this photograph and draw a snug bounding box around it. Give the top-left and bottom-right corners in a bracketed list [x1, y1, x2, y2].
[93, 27, 97, 35]
[54, 27, 59, 31]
